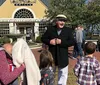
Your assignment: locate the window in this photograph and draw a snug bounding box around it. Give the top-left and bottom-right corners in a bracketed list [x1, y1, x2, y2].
[39, 22, 48, 35]
[10, 0, 36, 6]
[14, 9, 33, 18]
[0, 23, 9, 36]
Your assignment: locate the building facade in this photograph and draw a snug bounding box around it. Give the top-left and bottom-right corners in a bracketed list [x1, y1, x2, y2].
[0, 0, 48, 41]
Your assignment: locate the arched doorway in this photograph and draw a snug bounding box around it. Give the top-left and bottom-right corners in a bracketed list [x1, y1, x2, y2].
[14, 8, 35, 42]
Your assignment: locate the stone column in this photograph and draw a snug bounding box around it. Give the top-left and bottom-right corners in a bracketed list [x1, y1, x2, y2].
[34, 22, 39, 40]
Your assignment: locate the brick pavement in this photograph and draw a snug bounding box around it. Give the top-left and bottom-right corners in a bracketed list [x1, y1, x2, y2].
[31, 47, 100, 72]
[32, 47, 100, 85]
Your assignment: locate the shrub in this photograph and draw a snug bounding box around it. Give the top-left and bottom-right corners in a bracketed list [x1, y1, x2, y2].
[36, 35, 42, 43]
[0, 36, 10, 45]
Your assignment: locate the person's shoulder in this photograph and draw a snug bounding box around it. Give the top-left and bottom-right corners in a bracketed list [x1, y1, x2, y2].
[77, 57, 84, 62]
[93, 57, 100, 63]
[0, 49, 6, 58]
[41, 67, 54, 74]
[64, 27, 73, 34]
[64, 26, 70, 29]
[64, 26, 73, 31]
[91, 57, 100, 68]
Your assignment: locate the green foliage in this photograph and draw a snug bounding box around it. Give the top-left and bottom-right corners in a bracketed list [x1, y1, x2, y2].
[45, 0, 100, 25]
[46, 0, 86, 25]
[0, 36, 10, 45]
[36, 35, 42, 43]
[84, 0, 100, 24]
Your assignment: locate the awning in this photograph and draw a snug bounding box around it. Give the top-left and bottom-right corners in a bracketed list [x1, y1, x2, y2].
[0, 18, 47, 23]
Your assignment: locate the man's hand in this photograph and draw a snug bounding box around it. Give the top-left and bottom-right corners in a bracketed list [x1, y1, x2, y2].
[50, 39, 56, 45]
[56, 38, 61, 44]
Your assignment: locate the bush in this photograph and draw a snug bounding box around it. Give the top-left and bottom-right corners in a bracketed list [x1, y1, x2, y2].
[0, 36, 10, 45]
[36, 35, 42, 43]
[98, 37, 100, 43]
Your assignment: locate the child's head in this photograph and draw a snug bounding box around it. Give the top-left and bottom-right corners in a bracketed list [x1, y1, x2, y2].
[84, 41, 96, 55]
[3, 43, 13, 56]
[39, 50, 54, 69]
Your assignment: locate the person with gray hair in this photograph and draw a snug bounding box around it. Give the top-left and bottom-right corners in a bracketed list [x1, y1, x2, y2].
[73, 25, 84, 59]
[41, 14, 75, 85]
[0, 43, 25, 85]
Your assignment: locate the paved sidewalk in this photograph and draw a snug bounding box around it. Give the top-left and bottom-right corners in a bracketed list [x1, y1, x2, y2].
[31, 46, 100, 85]
[29, 43, 42, 49]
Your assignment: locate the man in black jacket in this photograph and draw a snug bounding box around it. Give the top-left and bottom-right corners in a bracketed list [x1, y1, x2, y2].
[41, 14, 75, 85]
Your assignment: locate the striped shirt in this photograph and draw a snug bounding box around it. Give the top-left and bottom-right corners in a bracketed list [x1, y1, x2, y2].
[74, 56, 100, 85]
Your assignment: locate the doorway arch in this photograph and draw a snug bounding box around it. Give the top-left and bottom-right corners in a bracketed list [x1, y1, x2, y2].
[13, 8, 35, 42]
